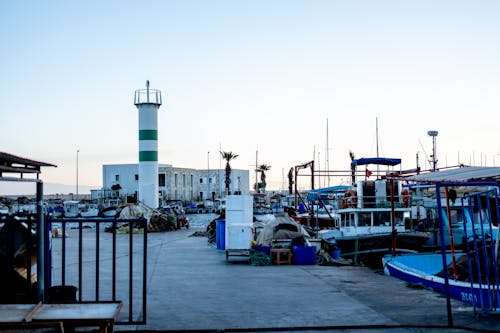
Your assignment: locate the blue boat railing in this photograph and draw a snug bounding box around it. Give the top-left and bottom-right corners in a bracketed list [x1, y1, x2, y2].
[461, 189, 500, 314]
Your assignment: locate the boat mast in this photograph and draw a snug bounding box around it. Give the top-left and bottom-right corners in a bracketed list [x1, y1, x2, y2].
[313, 145, 317, 189]
[255, 149, 258, 193]
[219, 143, 222, 199]
[326, 118, 330, 187]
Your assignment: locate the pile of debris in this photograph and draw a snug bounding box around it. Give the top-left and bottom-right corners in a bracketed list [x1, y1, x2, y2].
[149, 212, 178, 232]
[105, 204, 186, 233]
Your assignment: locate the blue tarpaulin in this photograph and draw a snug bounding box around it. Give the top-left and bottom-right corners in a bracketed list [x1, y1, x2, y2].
[351, 157, 401, 167]
[307, 185, 351, 201]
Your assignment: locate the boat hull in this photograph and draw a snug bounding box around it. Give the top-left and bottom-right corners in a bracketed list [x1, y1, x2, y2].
[383, 253, 500, 308]
[333, 232, 431, 267]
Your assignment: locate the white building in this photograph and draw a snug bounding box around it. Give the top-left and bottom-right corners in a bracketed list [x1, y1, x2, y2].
[101, 164, 249, 205]
[197, 169, 250, 201]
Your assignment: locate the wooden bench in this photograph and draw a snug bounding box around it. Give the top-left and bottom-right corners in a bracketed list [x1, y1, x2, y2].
[0, 302, 122, 333]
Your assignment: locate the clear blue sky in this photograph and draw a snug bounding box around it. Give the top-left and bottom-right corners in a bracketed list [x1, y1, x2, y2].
[1, 0, 499, 193]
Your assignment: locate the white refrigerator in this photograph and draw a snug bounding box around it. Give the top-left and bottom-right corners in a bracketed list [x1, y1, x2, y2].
[225, 195, 253, 256]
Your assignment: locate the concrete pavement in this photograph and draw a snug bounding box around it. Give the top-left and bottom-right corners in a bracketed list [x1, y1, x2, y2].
[50, 225, 500, 332]
[116, 227, 500, 332]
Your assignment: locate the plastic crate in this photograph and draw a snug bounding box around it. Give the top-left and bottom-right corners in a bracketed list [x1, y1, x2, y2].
[251, 245, 272, 255]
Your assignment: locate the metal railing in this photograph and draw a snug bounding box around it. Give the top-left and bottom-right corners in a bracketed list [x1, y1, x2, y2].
[47, 216, 148, 325]
[134, 88, 162, 105]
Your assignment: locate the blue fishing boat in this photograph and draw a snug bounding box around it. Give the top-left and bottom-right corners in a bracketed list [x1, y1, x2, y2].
[383, 252, 500, 309]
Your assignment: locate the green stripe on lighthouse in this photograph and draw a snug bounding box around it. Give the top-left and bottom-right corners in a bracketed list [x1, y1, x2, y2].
[139, 130, 158, 140]
[139, 151, 158, 161]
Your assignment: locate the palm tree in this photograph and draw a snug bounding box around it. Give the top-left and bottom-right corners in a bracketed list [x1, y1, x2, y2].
[287, 167, 294, 195]
[349, 150, 356, 184]
[257, 164, 271, 193]
[220, 151, 239, 195]
[349, 150, 356, 162]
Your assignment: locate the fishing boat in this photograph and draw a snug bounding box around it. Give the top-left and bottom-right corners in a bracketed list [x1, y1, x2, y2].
[79, 202, 99, 217]
[293, 185, 350, 229]
[291, 157, 430, 266]
[408, 185, 498, 250]
[63, 200, 80, 218]
[318, 181, 430, 267]
[98, 198, 121, 217]
[383, 252, 500, 309]
[382, 166, 500, 312]
[253, 193, 273, 215]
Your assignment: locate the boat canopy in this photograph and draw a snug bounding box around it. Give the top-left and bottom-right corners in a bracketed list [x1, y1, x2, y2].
[351, 157, 401, 167]
[307, 185, 351, 201]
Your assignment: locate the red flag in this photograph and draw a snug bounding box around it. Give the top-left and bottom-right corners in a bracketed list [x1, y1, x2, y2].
[365, 168, 372, 178]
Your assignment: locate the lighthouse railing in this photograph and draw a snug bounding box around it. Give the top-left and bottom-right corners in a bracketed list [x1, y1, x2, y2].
[134, 89, 162, 105]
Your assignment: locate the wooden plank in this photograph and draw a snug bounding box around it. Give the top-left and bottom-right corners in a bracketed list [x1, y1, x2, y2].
[0, 321, 63, 333]
[0, 304, 37, 323]
[31, 303, 122, 321]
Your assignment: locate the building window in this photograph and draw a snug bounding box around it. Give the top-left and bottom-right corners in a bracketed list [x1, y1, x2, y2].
[199, 178, 203, 184]
[174, 174, 178, 187]
[135, 174, 139, 181]
[190, 175, 194, 186]
[115, 174, 119, 181]
[182, 174, 186, 187]
[159, 174, 166, 187]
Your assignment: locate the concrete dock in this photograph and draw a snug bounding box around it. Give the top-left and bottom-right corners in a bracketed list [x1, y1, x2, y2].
[51, 224, 500, 333]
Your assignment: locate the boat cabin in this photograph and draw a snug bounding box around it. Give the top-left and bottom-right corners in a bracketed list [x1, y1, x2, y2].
[337, 207, 409, 237]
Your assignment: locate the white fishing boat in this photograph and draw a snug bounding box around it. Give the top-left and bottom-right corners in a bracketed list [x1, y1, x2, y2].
[63, 201, 80, 218]
[311, 158, 431, 266]
[79, 203, 99, 217]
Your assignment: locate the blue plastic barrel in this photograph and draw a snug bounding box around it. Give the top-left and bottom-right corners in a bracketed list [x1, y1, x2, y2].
[216, 220, 225, 249]
[293, 246, 316, 265]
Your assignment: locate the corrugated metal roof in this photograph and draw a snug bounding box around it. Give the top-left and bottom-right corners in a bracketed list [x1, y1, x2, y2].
[402, 166, 500, 183]
[0, 151, 56, 168]
[0, 151, 56, 180]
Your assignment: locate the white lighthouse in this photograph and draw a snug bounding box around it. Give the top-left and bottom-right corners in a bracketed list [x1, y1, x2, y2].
[134, 81, 162, 208]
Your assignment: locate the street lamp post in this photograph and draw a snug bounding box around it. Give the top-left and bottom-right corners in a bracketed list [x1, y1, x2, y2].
[76, 149, 79, 201]
[207, 151, 210, 201]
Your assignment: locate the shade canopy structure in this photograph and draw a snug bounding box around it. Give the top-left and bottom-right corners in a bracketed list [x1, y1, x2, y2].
[0, 151, 56, 181]
[397, 166, 500, 183]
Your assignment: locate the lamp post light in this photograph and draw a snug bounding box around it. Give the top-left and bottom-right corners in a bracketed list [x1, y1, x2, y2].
[207, 151, 210, 202]
[76, 149, 80, 201]
[427, 130, 438, 172]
